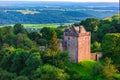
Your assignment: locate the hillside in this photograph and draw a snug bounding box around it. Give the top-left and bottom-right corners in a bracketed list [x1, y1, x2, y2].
[104, 13, 120, 21]
[0, 2, 119, 25]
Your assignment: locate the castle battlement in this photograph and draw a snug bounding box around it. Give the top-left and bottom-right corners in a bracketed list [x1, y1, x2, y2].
[78, 32, 91, 36]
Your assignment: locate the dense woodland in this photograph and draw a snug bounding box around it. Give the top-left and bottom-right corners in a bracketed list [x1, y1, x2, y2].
[0, 14, 120, 80]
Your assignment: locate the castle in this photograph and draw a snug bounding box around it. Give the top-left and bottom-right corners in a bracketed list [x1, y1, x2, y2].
[60, 26, 102, 63]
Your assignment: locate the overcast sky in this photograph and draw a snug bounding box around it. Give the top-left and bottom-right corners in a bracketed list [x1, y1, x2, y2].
[0, 0, 119, 2]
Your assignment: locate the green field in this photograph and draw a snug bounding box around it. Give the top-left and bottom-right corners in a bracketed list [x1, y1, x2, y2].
[1, 24, 60, 28]
[0, 23, 71, 28]
[23, 24, 60, 28]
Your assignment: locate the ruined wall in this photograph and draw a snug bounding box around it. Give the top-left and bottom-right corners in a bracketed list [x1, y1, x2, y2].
[91, 53, 102, 61]
[77, 32, 91, 62]
[64, 35, 78, 62]
[62, 26, 102, 63]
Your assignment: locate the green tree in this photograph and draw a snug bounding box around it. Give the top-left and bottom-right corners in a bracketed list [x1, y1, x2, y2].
[2, 27, 15, 45]
[28, 32, 41, 41]
[13, 23, 27, 34]
[0, 48, 29, 74]
[55, 28, 64, 39]
[91, 41, 101, 53]
[9, 49, 29, 74]
[102, 33, 120, 69]
[40, 27, 53, 44]
[13, 76, 29, 80]
[21, 51, 42, 76]
[37, 38, 47, 46]
[41, 51, 69, 69]
[28, 32, 43, 46]
[92, 62, 103, 80]
[53, 51, 69, 68]
[80, 18, 99, 32]
[14, 33, 36, 50]
[102, 58, 118, 80]
[112, 19, 120, 33]
[34, 64, 69, 80]
[0, 47, 42, 75]
[0, 43, 10, 61]
[0, 68, 16, 80]
[0, 47, 15, 71]
[0, 27, 15, 48]
[48, 30, 60, 54]
[96, 20, 116, 42]
[28, 31, 47, 46]
[0, 27, 4, 48]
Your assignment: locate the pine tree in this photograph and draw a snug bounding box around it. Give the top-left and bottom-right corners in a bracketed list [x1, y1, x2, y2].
[48, 30, 60, 54]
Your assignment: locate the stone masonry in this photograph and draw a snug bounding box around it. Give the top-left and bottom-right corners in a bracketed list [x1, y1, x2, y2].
[61, 26, 102, 63]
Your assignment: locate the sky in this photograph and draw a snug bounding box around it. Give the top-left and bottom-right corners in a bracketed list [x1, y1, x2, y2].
[0, 0, 119, 2]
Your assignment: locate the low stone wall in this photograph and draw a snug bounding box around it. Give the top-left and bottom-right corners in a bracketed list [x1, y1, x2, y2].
[91, 52, 102, 61]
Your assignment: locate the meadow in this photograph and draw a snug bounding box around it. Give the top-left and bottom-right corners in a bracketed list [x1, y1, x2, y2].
[23, 24, 60, 28]
[0, 24, 61, 28]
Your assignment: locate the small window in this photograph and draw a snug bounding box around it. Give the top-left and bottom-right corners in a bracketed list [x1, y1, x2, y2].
[68, 37, 70, 40]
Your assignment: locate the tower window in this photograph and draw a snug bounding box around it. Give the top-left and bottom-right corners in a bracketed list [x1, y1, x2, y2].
[68, 37, 70, 40]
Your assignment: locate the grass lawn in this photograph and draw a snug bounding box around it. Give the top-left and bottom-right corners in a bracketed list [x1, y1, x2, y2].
[67, 60, 120, 80]
[67, 60, 97, 77]
[116, 74, 120, 79]
[67, 60, 105, 80]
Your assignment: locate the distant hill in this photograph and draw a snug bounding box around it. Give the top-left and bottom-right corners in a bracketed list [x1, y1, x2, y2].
[0, 2, 119, 25]
[103, 13, 120, 21]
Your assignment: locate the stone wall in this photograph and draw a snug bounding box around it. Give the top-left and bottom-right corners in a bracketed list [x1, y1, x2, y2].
[64, 35, 78, 62]
[91, 53, 102, 61]
[61, 26, 102, 63]
[77, 32, 91, 62]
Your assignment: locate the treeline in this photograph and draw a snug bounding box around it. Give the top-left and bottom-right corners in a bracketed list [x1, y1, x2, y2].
[0, 14, 120, 80]
[0, 10, 90, 25]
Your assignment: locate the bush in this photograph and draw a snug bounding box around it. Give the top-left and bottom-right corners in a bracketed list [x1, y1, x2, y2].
[0, 68, 16, 80]
[34, 64, 69, 80]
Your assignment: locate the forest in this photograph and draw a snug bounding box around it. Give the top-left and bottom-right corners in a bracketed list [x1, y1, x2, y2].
[0, 14, 120, 80]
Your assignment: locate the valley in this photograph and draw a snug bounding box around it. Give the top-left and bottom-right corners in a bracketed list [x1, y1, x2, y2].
[0, 1, 119, 25]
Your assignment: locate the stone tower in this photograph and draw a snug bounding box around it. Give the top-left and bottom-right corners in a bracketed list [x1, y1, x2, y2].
[62, 26, 91, 63]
